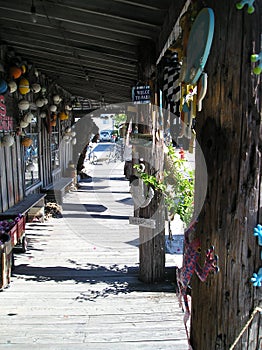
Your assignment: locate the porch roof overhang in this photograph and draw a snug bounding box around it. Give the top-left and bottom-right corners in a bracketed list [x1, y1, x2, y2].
[0, 0, 186, 109]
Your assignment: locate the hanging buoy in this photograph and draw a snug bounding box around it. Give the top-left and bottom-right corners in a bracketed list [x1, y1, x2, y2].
[9, 66, 22, 79]
[18, 99, 30, 111]
[31, 83, 41, 93]
[21, 137, 33, 147]
[8, 81, 17, 93]
[0, 79, 8, 94]
[19, 77, 30, 95]
[1, 134, 15, 147]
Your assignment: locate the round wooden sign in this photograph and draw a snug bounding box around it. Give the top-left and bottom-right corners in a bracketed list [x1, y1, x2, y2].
[184, 8, 215, 84]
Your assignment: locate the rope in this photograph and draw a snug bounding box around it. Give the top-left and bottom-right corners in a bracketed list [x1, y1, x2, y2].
[229, 307, 262, 350]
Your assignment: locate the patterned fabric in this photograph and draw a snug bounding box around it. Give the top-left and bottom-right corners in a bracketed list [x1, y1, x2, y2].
[162, 51, 181, 115]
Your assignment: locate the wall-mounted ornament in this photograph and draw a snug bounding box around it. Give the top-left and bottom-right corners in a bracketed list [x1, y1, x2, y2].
[184, 8, 215, 85]
[251, 267, 262, 287]
[236, 0, 255, 14]
[254, 224, 262, 246]
[251, 51, 262, 75]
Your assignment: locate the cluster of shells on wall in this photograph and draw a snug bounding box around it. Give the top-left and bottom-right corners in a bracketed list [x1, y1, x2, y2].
[0, 50, 74, 148]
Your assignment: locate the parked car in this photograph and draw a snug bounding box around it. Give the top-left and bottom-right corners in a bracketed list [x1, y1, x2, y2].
[99, 130, 112, 142]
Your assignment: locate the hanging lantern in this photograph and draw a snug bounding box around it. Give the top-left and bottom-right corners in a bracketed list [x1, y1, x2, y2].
[71, 131, 76, 137]
[72, 137, 77, 145]
[19, 77, 30, 95]
[21, 137, 33, 147]
[43, 98, 49, 105]
[1, 134, 15, 147]
[8, 81, 17, 93]
[50, 120, 57, 127]
[9, 66, 22, 79]
[31, 83, 41, 93]
[18, 99, 30, 111]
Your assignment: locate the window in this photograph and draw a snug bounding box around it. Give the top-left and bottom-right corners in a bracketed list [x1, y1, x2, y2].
[51, 118, 60, 170]
[24, 114, 40, 188]
[51, 131, 60, 170]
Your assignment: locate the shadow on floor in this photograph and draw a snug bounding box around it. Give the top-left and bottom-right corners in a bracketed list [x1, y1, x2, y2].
[13, 261, 178, 302]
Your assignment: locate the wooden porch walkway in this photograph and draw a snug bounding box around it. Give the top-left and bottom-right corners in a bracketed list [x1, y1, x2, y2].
[0, 162, 188, 350]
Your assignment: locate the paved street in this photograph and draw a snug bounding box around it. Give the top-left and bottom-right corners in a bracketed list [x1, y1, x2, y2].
[0, 161, 187, 350]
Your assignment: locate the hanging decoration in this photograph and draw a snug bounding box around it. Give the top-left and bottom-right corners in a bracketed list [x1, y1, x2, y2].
[0, 95, 13, 131]
[18, 99, 30, 111]
[58, 111, 68, 121]
[8, 81, 17, 93]
[0, 79, 8, 94]
[251, 51, 262, 75]
[31, 83, 41, 93]
[176, 220, 219, 349]
[236, 0, 256, 14]
[1, 134, 15, 147]
[18, 77, 30, 95]
[9, 66, 22, 80]
[251, 224, 262, 287]
[21, 137, 33, 147]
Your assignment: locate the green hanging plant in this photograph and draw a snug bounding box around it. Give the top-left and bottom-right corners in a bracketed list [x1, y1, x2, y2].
[133, 145, 195, 226]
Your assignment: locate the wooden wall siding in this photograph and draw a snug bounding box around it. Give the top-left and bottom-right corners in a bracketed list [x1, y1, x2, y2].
[15, 137, 23, 201]
[0, 145, 8, 212]
[40, 119, 52, 188]
[191, 1, 262, 349]
[60, 140, 73, 175]
[0, 136, 24, 212]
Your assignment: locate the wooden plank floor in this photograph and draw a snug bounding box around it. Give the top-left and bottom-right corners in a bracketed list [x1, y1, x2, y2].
[0, 162, 188, 350]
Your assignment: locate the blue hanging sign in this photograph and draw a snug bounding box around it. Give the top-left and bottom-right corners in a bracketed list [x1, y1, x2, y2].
[132, 85, 151, 104]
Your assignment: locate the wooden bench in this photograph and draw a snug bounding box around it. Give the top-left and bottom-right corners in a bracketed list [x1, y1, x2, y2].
[0, 193, 46, 252]
[0, 193, 46, 220]
[41, 177, 73, 204]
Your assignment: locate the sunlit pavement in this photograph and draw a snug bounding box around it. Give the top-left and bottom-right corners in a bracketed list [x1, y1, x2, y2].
[0, 161, 188, 350]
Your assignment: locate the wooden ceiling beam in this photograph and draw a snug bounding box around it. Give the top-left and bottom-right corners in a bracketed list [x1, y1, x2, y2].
[0, 30, 137, 62]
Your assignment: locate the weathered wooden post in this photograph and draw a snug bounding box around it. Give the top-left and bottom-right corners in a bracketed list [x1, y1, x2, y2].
[190, 1, 262, 349]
